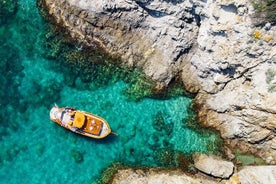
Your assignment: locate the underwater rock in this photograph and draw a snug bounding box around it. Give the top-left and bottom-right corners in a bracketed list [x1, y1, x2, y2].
[193, 153, 234, 179]
[0, 144, 26, 163]
[0, 0, 18, 26]
[0, 43, 24, 130]
[152, 111, 174, 136]
[152, 111, 166, 132]
[176, 152, 194, 172]
[71, 149, 84, 163]
[154, 149, 176, 167]
[36, 143, 45, 156]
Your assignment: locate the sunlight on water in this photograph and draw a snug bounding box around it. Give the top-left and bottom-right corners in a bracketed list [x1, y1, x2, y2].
[0, 1, 221, 183]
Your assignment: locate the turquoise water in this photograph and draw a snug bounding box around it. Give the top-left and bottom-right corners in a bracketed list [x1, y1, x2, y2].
[0, 0, 221, 183]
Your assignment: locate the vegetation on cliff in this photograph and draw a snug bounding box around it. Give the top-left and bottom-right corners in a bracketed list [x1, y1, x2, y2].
[252, 0, 276, 25]
[266, 68, 276, 92]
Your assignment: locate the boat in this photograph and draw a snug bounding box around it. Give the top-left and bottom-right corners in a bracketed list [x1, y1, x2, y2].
[50, 106, 112, 139]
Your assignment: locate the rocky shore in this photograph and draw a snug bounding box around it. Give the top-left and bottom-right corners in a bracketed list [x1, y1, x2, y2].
[39, 0, 276, 182]
[111, 153, 276, 183]
[112, 164, 276, 184]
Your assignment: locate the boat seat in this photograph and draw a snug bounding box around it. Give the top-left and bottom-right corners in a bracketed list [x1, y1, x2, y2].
[89, 120, 103, 135]
[67, 121, 73, 126]
[73, 112, 85, 128]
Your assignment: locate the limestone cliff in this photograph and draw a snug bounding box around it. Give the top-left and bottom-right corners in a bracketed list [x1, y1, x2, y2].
[186, 0, 276, 163]
[39, 0, 276, 164]
[40, 0, 200, 87]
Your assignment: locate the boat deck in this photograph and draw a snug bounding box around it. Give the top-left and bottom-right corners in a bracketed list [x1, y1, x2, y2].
[83, 115, 103, 136]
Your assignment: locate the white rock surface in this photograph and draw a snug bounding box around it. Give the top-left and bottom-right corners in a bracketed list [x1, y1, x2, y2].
[193, 153, 234, 179]
[112, 169, 218, 184]
[237, 166, 276, 184]
[112, 165, 276, 184]
[186, 0, 276, 163]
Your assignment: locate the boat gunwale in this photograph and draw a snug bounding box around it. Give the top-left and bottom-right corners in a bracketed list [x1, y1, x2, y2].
[50, 107, 112, 139]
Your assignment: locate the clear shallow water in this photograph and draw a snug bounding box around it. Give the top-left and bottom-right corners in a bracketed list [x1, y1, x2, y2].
[0, 0, 221, 183]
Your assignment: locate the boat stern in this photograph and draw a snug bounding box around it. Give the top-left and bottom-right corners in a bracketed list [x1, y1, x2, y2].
[50, 106, 62, 121]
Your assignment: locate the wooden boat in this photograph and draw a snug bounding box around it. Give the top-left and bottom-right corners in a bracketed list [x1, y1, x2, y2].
[50, 106, 112, 139]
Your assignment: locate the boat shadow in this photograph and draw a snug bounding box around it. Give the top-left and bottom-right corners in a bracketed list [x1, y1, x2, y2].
[82, 133, 119, 144]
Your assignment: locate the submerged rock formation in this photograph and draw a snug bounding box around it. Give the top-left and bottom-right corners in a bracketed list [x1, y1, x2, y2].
[40, 0, 276, 165]
[0, 0, 18, 26]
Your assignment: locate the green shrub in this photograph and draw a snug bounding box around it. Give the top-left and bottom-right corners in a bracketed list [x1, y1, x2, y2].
[252, 0, 276, 25]
[266, 68, 276, 92]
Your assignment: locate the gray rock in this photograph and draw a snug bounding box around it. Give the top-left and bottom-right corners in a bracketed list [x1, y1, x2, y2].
[112, 168, 219, 184]
[193, 153, 234, 179]
[203, 62, 276, 161]
[187, 0, 276, 163]
[41, 0, 200, 86]
[238, 166, 276, 184]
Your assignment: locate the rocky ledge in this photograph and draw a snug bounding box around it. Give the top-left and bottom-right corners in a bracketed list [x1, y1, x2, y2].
[112, 153, 276, 184]
[193, 153, 234, 179]
[112, 168, 218, 184]
[112, 163, 276, 184]
[39, 0, 275, 165]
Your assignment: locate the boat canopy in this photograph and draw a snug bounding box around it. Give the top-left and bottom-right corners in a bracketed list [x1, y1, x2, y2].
[73, 112, 85, 128]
